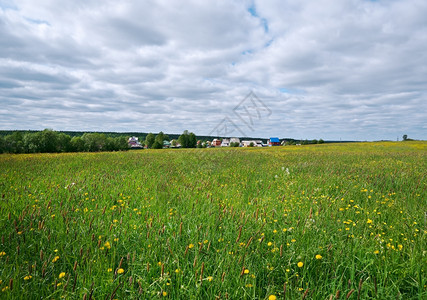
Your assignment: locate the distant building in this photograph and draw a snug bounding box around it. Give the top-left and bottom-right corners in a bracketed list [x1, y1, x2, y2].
[230, 137, 240, 146]
[242, 140, 263, 147]
[212, 139, 221, 147]
[221, 139, 230, 147]
[170, 139, 181, 148]
[268, 137, 281, 146]
[163, 140, 171, 148]
[128, 136, 143, 149]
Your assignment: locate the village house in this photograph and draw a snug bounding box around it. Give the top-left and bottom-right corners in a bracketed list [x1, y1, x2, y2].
[170, 139, 181, 148]
[212, 139, 221, 147]
[241, 140, 263, 147]
[128, 136, 143, 149]
[221, 139, 230, 147]
[268, 137, 281, 146]
[230, 137, 240, 146]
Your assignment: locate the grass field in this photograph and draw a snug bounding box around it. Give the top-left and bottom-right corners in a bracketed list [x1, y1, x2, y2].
[0, 142, 426, 299]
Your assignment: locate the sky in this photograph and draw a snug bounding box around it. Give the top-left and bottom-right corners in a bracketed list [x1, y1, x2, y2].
[1, 0, 426, 141]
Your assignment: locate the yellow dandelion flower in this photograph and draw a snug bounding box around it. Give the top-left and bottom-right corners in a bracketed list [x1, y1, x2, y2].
[117, 268, 124, 274]
[291, 239, 296, 243]
[107, 268, 113, 272]
[207, 276, 213, 282]
[175, 269, 180, 273]
[24, 275, 32, 280]
[162, 291, 167, 296]
[59, 272, 66, 279]
[374, 250, 379, 254]
[282, 228, 287, 232]
[398, 244, 403, 251]
[268, 295, 277, 300]
[267, 242, 272, 246]
[104, 241, 111, 249]
[315, 254, 322, 260]
[297, 262, 304, 268]
[244, 269, 250, 274]
[0, 252, 6, 256]
[52, 256, 60, 263]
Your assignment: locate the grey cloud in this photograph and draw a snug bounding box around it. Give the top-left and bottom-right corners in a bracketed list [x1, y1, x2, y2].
[0, 0, 426, 140]
[98, 17, 166, 48]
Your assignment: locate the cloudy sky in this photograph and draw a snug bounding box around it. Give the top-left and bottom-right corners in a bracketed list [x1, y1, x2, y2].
[1, 0, 426, 140]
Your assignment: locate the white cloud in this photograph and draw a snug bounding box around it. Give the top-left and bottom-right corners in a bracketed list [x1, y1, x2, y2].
[0, 0, 426, 140]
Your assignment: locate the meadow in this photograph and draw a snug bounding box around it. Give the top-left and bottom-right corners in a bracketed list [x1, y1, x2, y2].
[0, 142, 425, 299]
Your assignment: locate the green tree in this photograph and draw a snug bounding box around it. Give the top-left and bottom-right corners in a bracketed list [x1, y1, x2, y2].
[145, 133, 155, 149]
[155, 132, 169, 144]
[188, 132, 197, 148]
[115, 137, 129, 151]
[4, 132, 24, 153]
[57, 133, 72, 152]
[38, 129, 59, 152]
[318, 139, 324, 144]
[0, 135, 5, 153]
[154, 132, 169, 148]
[104, 137, 117, 151]
[70, 136, 85, 152]
[403, 135, 408, 141]
[178, 130, 197, 148]
[23, 132, 40, 153]
[152, 141, 163, 149]
[178, 130, 189, 148]
[82, 133, 106, 152]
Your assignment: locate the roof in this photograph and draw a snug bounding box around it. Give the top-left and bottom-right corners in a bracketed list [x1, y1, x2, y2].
[270, 137, 280, 143]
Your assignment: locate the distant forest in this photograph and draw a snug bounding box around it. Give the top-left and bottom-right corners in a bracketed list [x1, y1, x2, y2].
[0, 129, 129, 154]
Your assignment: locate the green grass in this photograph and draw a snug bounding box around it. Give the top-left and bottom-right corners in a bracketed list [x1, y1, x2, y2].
[0, 142, 426, 299]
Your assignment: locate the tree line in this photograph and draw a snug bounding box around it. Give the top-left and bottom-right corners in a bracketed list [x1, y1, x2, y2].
[144, 130, 197, 149]
[0, 129, 129, 154]
[0, 129, 201, 153]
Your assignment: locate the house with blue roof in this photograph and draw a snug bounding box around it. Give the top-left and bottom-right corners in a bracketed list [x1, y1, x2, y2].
[268, 137, 281, 146]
